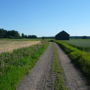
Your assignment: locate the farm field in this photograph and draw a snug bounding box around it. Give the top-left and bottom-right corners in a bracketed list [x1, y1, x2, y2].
[0, 39, 40, 53]
[0, 41, 48, 90]
[1, 0, 90, 90]
[64, 39, 90, 51]
[16, 42, 90, 90]
[0, 40, 90, 90]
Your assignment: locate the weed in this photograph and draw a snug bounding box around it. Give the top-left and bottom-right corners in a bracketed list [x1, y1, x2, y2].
[55, 40, 90, 82]
[0, 42, 48, 90]
[52, 44, 68, 90]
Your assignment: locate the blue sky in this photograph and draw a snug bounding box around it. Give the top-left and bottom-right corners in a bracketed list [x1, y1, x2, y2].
[0, 0, 90, 36]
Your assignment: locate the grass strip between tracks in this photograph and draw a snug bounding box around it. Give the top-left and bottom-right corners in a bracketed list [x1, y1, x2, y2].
[52, 44, 68, 90]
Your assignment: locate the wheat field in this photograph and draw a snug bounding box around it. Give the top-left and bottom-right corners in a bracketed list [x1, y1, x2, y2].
[0, 39, 40, 53]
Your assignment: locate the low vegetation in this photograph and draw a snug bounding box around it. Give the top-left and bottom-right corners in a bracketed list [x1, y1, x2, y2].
[65, 39, 90, 51]
[0, 42, 48, 90]
[55, 40, 90, 82]
[52, 44, 68, 90]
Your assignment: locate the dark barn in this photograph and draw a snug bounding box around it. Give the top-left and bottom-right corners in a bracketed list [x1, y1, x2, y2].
[55, 31, 70, 40]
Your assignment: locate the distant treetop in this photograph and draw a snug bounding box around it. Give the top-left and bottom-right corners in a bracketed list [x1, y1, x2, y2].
[0, 28, 38, 39]
[0, 29, 20, 38]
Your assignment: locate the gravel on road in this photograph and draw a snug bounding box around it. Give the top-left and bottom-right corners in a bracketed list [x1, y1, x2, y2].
[17, 43, 89, 90]
[16, 43, 53, 90]
[55, 43, 89, 90]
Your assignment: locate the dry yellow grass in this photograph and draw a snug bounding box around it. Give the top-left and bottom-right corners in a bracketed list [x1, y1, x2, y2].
[0, 39, 40, 53]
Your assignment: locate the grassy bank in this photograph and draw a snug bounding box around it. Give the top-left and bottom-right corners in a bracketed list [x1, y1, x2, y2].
[55, 40, 90, 82]
[52, 44, 68, 90]
[0, 42, 48, 90]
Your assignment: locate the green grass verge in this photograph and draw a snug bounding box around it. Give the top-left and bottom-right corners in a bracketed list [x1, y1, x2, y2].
[52, 45, 68, 90]
[0, 42, 48, 90]
[55, 40, 90, 83]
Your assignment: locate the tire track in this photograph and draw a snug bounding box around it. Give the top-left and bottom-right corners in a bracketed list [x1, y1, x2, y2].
[17, 43, 89, 90]
[55, 43, 89, 90]
[16, 43, 53, 90]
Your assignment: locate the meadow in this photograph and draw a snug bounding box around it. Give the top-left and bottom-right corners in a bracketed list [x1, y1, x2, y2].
[0, 38, 90, 90]
[0, 39, 48, 90]
[65, 39, 90, 51]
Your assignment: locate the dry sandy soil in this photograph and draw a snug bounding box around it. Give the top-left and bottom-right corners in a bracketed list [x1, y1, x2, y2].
[17, 43, 89, 90]
[0, 39, 40, 53]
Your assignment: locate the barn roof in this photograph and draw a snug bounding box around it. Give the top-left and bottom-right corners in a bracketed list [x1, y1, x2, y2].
[60, 31, 69, 35]
[56, 30, 70, 36]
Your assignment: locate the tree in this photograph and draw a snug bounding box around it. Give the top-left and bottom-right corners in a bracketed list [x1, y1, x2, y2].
[82, 36, 88, 39]
[0, 28, 38, 39]
[21, 33, 26, 38]
[0, 28, 7, 38]
[28, 35, 37, 39]
[7, 30, 20, 38]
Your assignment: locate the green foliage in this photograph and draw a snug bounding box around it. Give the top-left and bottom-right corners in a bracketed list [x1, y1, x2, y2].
[52, 45, 68, 90]
[21, 33, 37, 39]
[0, 28, 38, 39]
[7, 30, 20, 38]
[55, 40, 90, 82]
[0, 43, 48, 90]
[0, 29, 7, 38]
[0, 29, 20, 38]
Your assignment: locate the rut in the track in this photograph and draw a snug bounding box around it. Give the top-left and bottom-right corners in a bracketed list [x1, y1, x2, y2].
[17, 43, 89, 90]
[55, 43, 89, 90]
[16, 43, 53, 90]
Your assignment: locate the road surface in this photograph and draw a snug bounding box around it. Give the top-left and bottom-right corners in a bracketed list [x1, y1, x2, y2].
[17, 43, 89, 90]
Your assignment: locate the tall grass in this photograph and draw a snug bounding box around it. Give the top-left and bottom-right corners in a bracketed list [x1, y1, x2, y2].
[0, 42, 48, 90]
[55, 40, 90, 82]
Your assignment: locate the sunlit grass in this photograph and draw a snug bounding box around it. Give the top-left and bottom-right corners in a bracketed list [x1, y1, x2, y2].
[55, 40, 90, 83]
[0, 42, 48, 90]
[52, 44, 68, 90]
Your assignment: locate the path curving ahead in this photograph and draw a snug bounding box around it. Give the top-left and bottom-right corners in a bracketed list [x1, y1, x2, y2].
[17, 43, 89, 90]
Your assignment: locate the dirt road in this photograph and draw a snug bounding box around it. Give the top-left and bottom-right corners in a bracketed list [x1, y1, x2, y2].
[16, 43, 53, 90]
[17, 43, 89, 90]
[55, 43, 89, 90]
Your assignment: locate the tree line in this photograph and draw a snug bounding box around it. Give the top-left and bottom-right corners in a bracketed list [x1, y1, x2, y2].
[0, 28, 37, 39]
